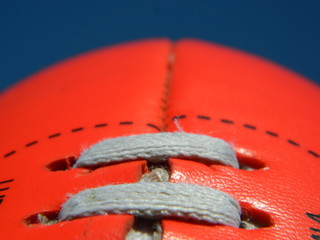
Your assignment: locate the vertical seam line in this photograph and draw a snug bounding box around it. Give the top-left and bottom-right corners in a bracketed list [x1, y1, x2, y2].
[160, 43, 175, 132]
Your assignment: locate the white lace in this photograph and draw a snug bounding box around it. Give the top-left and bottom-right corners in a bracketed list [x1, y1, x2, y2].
[59, 132, 241, 229]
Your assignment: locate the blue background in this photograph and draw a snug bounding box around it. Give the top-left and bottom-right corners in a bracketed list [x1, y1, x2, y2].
[1, 0, 320, 92]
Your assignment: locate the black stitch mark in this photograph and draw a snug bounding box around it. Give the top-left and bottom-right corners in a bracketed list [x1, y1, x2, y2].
[119, 121, 133, 125]
[311, 234, 320, 239]
[243, 124, 256, 130]
[220, 119, 234, 124]
[307, 213, 320, 224]
[71, 127, 84, 132]
[287, 140, 300, 147]
[172, 115, 186, 120]
[4, 151, 16, 158]
[26, 141, 38, 147]
[146, 124, 161, 132]
[307, 213, 320, 239]
[308, 151, 319, 158]
[197, 115, 211, 120]
[3, 117, 320, 162]
[48, 133, 61, 139]
[0, 181, 12, 204]
[95, 123, 108, 128]
[0, 179, 14, 184]
[265, 131, 279, 137]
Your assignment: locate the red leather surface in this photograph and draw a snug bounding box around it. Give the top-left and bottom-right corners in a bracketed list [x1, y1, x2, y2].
[0, 39, 319, 239]
[164, 40, 320, 239]
[0, 39, 171, 239]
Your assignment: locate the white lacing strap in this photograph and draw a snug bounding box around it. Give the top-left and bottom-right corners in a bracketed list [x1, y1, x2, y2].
[59, 182, 241, 227]
[59, 132, 241, 228]
[74, 132, 239, 168]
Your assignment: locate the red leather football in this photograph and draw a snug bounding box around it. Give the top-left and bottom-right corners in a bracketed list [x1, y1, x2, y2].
[0, 39, 319, 239]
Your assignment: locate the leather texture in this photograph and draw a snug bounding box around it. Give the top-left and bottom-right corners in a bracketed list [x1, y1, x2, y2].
[0, 39, 319, 239]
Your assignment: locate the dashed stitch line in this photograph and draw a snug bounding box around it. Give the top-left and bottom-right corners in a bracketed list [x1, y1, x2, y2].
[71, 127, 84, 133]
[310, 228, 320, 232]
[119, 121, 133, 125]
[48, 133, 61, 139]
[25, 141, 38, 147]
[172, 115, 186, 120]
[0, 179, 14, 184]
[0, 180, 13, 205]
[221, 119, 234, 124]
[2, 116, 319, 159]
[287, 140, 300, 147]
[265, 131, 279, 137]
[95, 123, 108, 128]
[197, 115, 211, 120]
[147, 123, 161, 132]
[171, 114, 319, 159]
[2, 122, 160, 158]
[308, 151, 320, 158]
[243, 124, 256, 130]
[4, 151, 16, 158]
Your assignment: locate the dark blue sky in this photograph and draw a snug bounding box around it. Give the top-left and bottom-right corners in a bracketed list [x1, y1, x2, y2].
[1, 0, 320, 91]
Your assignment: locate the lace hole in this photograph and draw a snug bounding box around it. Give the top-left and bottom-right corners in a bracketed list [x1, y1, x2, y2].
[46, 156, 77, 171]
[237, 153, 267, 170]
[240, 203, 274, 229]
[24, 211, 60, 226]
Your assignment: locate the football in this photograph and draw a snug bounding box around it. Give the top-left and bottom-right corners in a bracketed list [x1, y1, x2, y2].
[0, 39, 319, 239]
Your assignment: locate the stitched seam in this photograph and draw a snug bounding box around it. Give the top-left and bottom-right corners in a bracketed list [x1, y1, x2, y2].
[160, 44, 175, 132]
[0, 179, 14, 205]
[2, 116, 319, 159]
